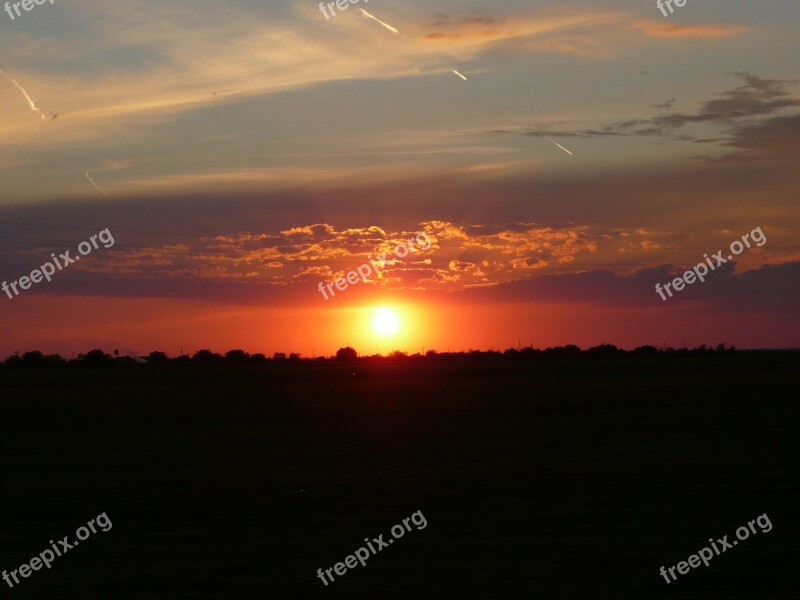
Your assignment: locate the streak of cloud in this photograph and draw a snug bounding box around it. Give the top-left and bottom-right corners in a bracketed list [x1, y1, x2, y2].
[359, 8, 400, 34]
[0, 70, 48, 121]
[451, 69, 468, 81]
[634, 19, 748, 38]
[546, 137, 574, 156]
[86, 171, 110, 199]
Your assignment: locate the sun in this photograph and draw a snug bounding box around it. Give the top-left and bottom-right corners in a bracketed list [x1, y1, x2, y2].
[373, 307, 400, 337]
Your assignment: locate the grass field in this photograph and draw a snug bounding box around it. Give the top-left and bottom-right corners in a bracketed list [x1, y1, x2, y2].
[1, 355, 799, 598]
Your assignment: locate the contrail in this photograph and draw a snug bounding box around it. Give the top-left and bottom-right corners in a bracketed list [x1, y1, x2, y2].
[0, 70, 48, 121]
[86, 171, 110, 199]
[451, 70, 468, 81]
[359, 8, 399, 34]
[546, 137, 574, 156]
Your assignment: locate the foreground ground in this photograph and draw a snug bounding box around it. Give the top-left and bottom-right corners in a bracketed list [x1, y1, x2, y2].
[1, 354, 799, 598]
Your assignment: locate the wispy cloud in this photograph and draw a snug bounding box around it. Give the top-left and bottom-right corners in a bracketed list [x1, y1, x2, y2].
[0, 4, 636, 148]
[634, 19, 749, 38]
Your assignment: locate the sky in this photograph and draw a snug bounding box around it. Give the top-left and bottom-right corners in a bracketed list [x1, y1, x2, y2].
[0, 0, 798, 357]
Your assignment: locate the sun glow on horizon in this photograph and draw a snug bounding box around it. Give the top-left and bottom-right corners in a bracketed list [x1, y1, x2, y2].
[346, 303, 428, 356]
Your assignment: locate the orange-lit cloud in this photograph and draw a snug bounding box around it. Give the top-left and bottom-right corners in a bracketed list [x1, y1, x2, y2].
[634, 19, 749, 38]
[418, 9, 625, 51]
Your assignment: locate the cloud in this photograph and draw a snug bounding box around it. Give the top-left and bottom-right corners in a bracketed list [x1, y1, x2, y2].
[720, 114, 800, 161]
[487, 73, 800, 143]
[3, 212, 788, 307]
[456, 262, 800, 315]
[489, 10, 748, 56]
[421, 14, 511, 42]
[0, 4, 665, 149]
[634, 20, 748, 38]
[667, 74, 800, 126]
[0, 1, 770, 200]
[417, 8, 747, 57]
[417, 7, 631, 59]
[9, 238, 795, 317]
[0, 218, 608, 299]
[1, 150, 797, 311]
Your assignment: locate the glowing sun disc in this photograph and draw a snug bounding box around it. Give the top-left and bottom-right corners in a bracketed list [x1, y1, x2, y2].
[373, 307, 400, 336]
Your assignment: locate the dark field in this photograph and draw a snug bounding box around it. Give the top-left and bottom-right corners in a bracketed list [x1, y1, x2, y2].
[1, 355, 799, 599]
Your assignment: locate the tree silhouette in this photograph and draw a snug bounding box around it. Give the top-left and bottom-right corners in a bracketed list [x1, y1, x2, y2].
[335, 347, 357, 362]
[0, 342, 745, 369]
[21, 351, 45, 367]
[146, 351, 170, 365]
[633, 345, 658, 356]
[82, 349, 113, 366]
[192, 349, 223, 365]
[224, 349, 250, 364]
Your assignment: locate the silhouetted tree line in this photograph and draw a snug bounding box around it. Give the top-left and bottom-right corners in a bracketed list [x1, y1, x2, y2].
[0, 343, 746, 369]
